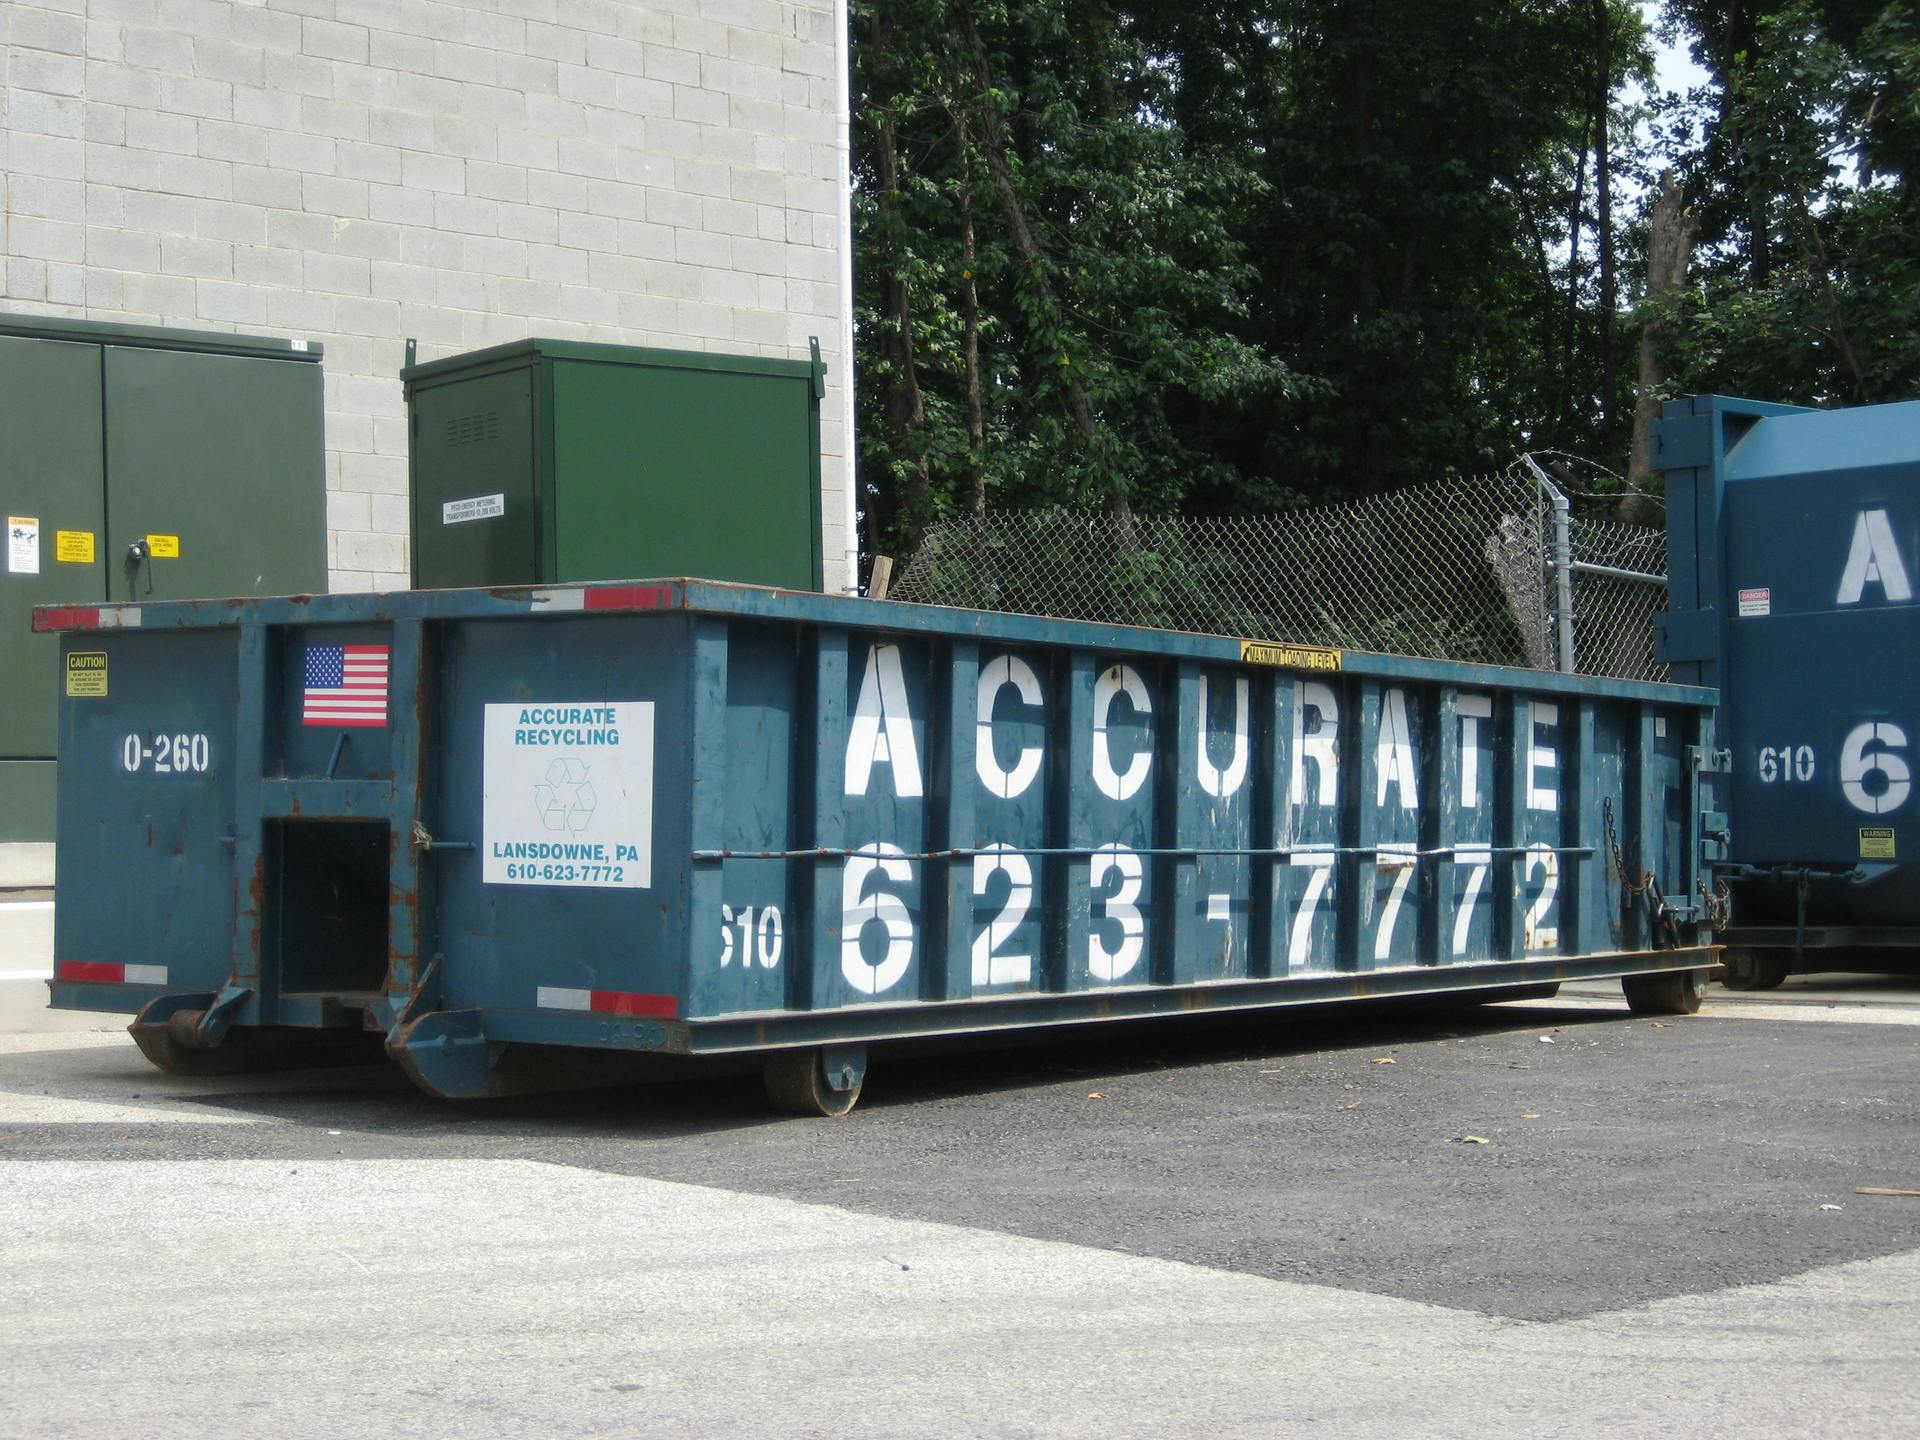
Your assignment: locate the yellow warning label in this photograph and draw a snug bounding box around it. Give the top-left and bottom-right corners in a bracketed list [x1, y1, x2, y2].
[65, 651, 107, 698]
[55, 530, 95, 563]
[146, 534, 181, 558]
[1240, 640, 1343, 672]
[1860, 827, 1896, 859]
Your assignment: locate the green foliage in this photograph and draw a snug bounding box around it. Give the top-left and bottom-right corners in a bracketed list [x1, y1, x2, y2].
[854, 1, 1920, 574]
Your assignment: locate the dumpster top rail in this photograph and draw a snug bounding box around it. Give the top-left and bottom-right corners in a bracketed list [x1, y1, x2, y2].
[33, 577, 1716, 708]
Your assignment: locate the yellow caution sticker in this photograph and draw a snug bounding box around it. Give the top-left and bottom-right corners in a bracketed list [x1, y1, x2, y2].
[55, 530, 95, 563]
[65, 651, 107, 698]
[1240, 639, 1342, 672]
[146, 534, 181, 558]
[1860, 827, 1896, 860]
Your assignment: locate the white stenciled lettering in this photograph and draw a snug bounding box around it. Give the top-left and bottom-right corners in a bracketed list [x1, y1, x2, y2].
[1524, 844, 1560, 950]
[1092, 665, 1153, 801]
[1286, 849, 1336, 969]
[1196, 673, 1250, 798]
[1841, 722, 1912, 815]
[841, 843, 915, 994]
[1088, 844, 1145, 981]
[971, 844, 1034, 986]
[1374, 843, 1417, 960]
[845, 643, 924, 799]
[1526, 700, 1559, 812]
[1452, 846, 1491, 956]
[1375, 688, 1418, 811]
[1457, 694, 1492, 808]
[976, 655, 1045, 800]
[1837, 509, 1913, 605]
[1290, 681, 1339, 806]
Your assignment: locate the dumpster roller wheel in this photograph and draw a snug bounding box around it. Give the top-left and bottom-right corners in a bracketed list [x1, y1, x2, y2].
[1719, 948, 1791, 992]
[763, 1046, 865, 1117]
[1621, 967, 1707, 1016]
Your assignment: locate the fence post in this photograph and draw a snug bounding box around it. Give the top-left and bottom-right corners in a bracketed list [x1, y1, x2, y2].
[1526, 457, 1578, 673]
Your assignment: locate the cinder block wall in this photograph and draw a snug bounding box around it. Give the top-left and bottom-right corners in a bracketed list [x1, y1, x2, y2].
[0, 0, 856, 593]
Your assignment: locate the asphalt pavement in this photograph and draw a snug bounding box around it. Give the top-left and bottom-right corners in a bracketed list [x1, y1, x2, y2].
[2, 894, 1916, 1438]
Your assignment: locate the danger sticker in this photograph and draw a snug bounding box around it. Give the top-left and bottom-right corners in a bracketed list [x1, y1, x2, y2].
[483, 702, 655, 889]
[443, 493, 506, 526]
[1737, 587, 1771, 617]
[1860, 827, 1896, 859]
[65, 651, 107, 697]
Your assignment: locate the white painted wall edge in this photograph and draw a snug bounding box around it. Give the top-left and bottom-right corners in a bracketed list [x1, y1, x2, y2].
[0, 845, 55, 891]
[835, 0, 860, 594]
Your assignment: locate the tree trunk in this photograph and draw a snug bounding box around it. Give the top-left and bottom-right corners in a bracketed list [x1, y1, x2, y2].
[964, 15, 1136, 538]
[954, 105, 987, 519]
[1625, 171, 1696, 522]
[872, 13, 930, 544]
[1592, 0, 1617, 423]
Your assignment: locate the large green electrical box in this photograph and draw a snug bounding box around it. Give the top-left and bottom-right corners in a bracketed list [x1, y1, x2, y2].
[401, 339, 826, 592]
[0, 314, 325, 843]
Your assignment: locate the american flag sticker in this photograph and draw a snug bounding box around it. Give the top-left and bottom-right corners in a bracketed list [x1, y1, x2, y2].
[302, 643, 390, 727]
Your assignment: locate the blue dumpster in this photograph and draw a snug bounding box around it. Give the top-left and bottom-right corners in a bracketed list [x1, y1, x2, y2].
[1658, 393, 1920, 988]
[38, 580, 1722, 1112]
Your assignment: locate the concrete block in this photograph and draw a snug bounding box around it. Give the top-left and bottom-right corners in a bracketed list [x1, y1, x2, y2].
[195, 278, 268, 324]
[497, 204, 560, 245]
[197, 119, 270, 166]
[11, 48, 86, 98]
[400, 150, 464, 195]
[196, 198, 266, 244]
[332, 218, 402, 260]
[232, 244, 303, 287]
[302, 172, 369, 219]
[268, 129, 337, 174]
[10, 90, 84, 138]
[304, 251, 371, 296]
[302, 17, 369, 65]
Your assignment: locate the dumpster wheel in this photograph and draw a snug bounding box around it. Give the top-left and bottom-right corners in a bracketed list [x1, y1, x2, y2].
[1719, 948, 1791, 991]
[763, 1048, 863, 1117]
[1621, 967, 1707, 1016]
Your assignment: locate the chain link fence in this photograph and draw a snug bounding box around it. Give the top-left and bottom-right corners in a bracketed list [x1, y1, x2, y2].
[889, 459, 1669, 681]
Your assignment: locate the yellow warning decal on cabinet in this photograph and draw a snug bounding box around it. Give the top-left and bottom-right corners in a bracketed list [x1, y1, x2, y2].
[55, 531, 95, 563]
[146, 534, 180, 558]
[1240, 640, 1342, 672]
[1860, 827, 1896, 859]
[65, 652, 107, 698]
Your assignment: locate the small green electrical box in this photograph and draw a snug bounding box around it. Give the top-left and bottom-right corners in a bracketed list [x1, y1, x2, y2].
[0, 313, 326, 843]
[402, 339, 826, 592]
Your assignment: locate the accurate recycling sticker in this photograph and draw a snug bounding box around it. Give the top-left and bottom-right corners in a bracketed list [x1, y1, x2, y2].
[482, 702, 654, 889]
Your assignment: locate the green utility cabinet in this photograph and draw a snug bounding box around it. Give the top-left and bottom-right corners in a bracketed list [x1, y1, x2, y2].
[402, 339, 826, 592]
[0, 314, 325, 842]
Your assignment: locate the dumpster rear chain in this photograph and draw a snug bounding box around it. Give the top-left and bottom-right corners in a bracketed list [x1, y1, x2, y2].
[411, 820, 434, 851]
[1602, 799, 1656, 896]
[1697, 874, 1732, 930]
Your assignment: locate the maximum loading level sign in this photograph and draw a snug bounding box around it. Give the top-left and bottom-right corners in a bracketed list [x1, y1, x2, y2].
[482, 702, 655, 889]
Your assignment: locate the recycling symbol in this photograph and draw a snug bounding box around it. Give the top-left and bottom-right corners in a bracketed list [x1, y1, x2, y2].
[533, 757, 596, 833]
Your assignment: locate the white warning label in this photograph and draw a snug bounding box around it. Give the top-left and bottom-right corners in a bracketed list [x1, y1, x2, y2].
[483, 702, 654, 889]
[443, 493, 506, 525]
[1737, 587, 1771, 617]
[8, 517, 40, 575]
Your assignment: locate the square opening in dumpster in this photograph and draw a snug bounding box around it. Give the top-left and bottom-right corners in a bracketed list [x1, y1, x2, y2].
[267, 820, 390, 997]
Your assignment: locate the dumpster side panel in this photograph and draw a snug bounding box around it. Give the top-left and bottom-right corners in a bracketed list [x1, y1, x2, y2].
[52, 629, 238, 999]
[683, 616, 1715, 1023]
[436, 614, 695, 1018]
[1660, 395, 1920, 936]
